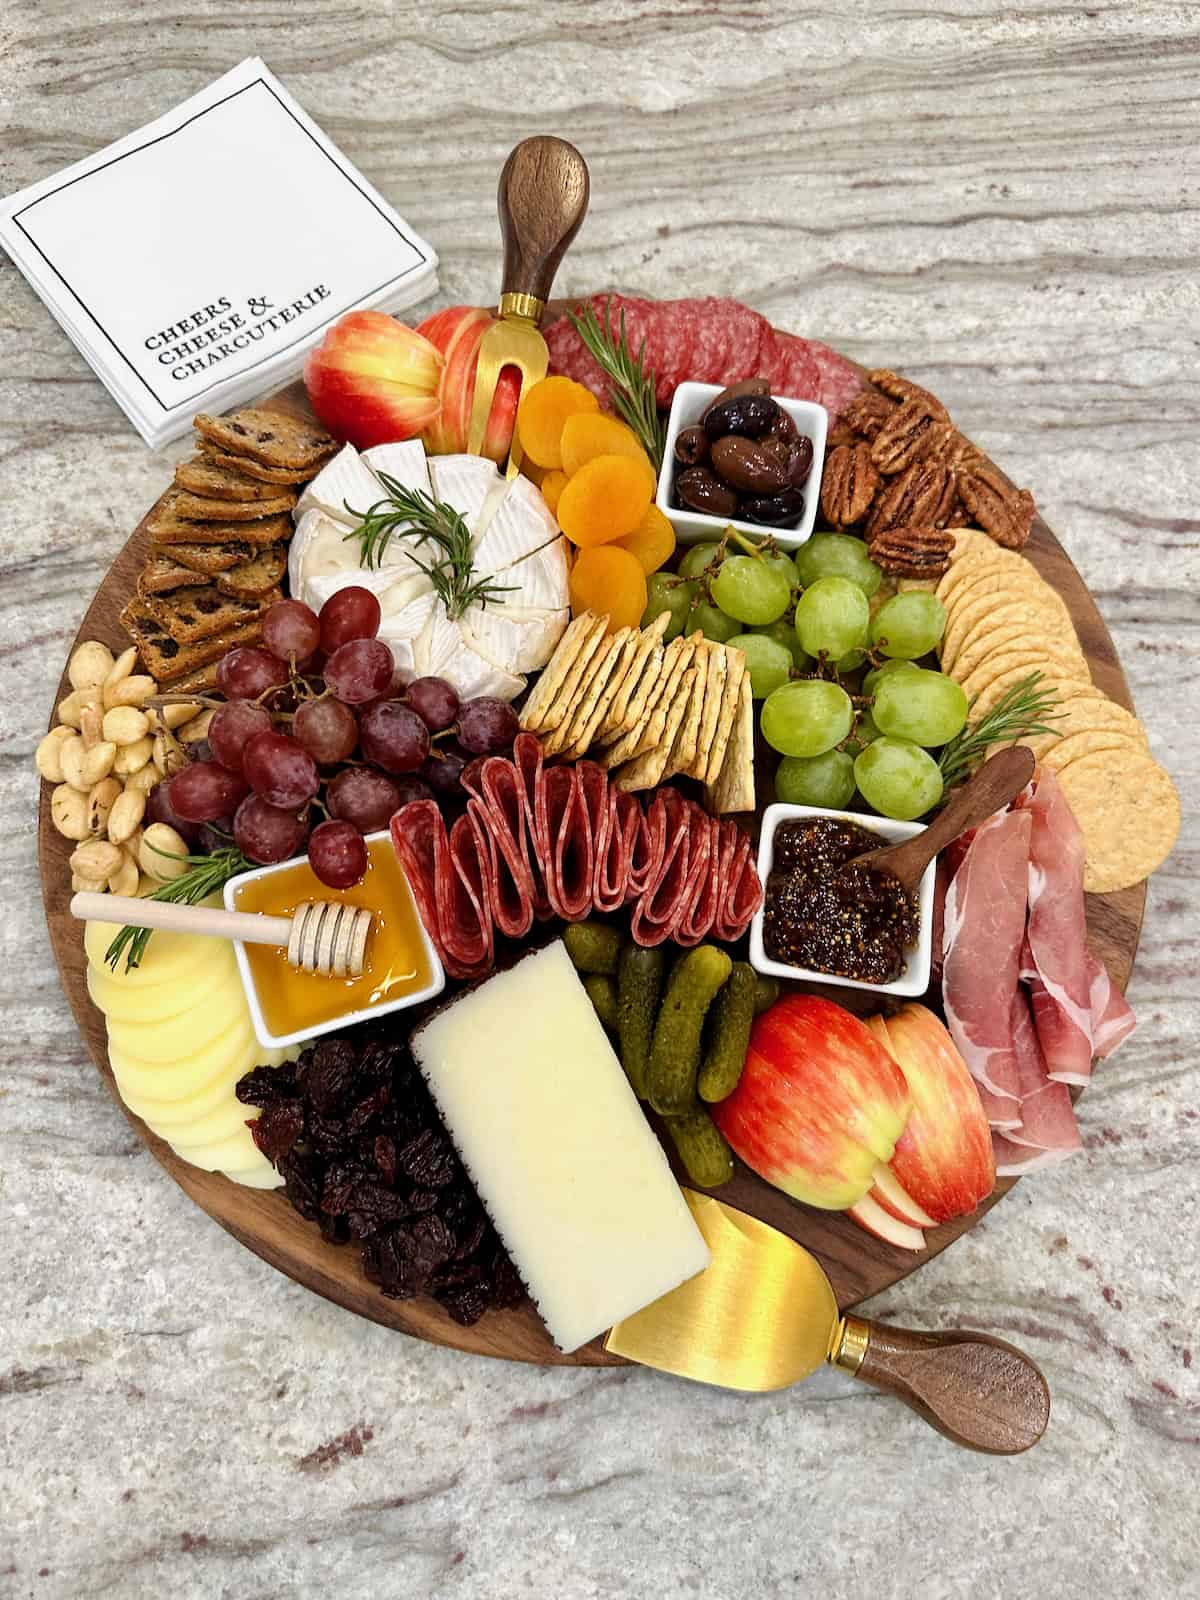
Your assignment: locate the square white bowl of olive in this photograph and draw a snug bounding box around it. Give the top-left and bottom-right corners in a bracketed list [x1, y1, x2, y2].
[749, 803, 936, 999]
[657, 380, 827, 549]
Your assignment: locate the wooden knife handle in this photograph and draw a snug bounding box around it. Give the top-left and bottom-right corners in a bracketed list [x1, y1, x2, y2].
[839, 1316, 1050, 1454]
[878, 745, 1034, 889]
[497, 137, 590, 306]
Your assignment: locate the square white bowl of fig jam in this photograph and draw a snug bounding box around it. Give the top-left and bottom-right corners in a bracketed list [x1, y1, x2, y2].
[225, 830, 444, 1051]
[656, 380, 827, 549]
[749, 803, 936, 999]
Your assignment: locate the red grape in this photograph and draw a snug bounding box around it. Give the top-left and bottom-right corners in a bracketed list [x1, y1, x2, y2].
[319, 586, 381, 653]
[406, 676, 460, 732]
[421, 748, 467, 800]
[293, 697, 358, 764]
[242, 731, 321, 808]
[457, 696, 520, 755]
[359, 699, 430, 773]
[391, 776, 435, 807]
[208, 699, 273, 775]
[216, 646, 289, 700]
[326, 767, 404, 833]
[145, 781, 202, 847]
[198, 817, 235, 854]
[324, 638, 394, 704]
[263, 599, 320, 663]
[308, 819, 368, 889]
[168, 761, 251, 823]
[233, 794, 308, 864]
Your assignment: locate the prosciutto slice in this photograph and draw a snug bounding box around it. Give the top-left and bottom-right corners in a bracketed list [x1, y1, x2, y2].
[941, 808, 1032, 1103]
[1088, 952, 1137, 1058]
[1004, 981, 1083, 1155]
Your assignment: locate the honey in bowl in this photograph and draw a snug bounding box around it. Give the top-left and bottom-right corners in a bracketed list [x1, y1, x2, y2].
[230, 834, 435, 1039]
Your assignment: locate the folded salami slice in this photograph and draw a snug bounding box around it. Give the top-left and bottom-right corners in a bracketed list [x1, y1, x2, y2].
[674, 813, 722, 947]
[390, 800, 444, 952]
[628, 791, 667, 900]
[391, 801, 492, 979]
[714, 828, 763, 942]
[804, 337, 865, 420]
[473, 757, 537, 939]
[595, 791, 640, 913]
[512, 732, 552, 920]
[630, 789, 692, 947]
[535, 765, 592, 922]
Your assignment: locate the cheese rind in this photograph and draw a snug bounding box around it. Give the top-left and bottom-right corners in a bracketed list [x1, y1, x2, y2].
[411, 942, 710, 1352]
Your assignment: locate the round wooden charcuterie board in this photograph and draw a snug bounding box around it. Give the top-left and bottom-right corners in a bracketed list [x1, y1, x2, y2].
[38, 361, 1146, 1369]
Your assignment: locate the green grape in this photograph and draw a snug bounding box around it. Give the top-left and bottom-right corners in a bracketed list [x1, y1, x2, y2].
[728, 633, 792, 698]
[642, 572, 695, 641]
[678, 542, 722, 579]
[775, 749, 856, 809]
[869, 591, 947, 660]
[688, 599, 741, 643]
[834, 648, 867, 674]
[862, 658, 921, 698]
[794, 532, 882, 597]
[854, 737, 944, 820]
[794, 576, 869, 660]
[752, 620, 811, 670]
[710, 555, 792, 625]
[844, 708, 882, 756]
[762, 548, 800, 592]
[873, 667, 968, 747]
[760, 679, 853, 758]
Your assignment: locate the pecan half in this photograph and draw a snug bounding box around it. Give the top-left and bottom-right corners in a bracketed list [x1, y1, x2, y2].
[820, 441, 880, 527]
[839, 388, 896, 442]
[868, 368, 949, 421]
[826, 421, 858, 450]
[868, 525, 956, 578]
[866, 458, 955, 538]
[929, 427, 981, 470]
[871, 399, 947, 475]
[957, 460, 1036, 550]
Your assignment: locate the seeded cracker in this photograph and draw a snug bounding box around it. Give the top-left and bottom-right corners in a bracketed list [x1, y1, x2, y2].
[174, 456, 297, 503]
[595, 612, 670, 742]
[664, 662, 707, 780]
[215, 546, 288, 600]
[137, 553, 209, 597]
[613, 666, 698, 793]
[157, 541, 254, 575]
[562, 629, 640, 759]
[709, 673, 755, 814]
[687, 643, 727, 781]
[193, 408, 336, 471]
[519, 612, 606, 733]
[144, 584, 281, 646]
[169, 489, 296, 523]
[702, 645, 747, 786]
[542, 629, 627, 757]
[198, 446, 314, 485]
[600, 634, 696, 769]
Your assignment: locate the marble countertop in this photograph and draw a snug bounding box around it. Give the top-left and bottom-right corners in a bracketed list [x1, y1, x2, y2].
[2, 4, 1197, 1597]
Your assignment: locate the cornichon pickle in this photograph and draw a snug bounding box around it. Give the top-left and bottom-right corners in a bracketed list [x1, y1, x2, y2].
[563, 922, 621, 975]
[616, 944, 664, 1098]
[698, 962, 756, 1103]
[647, 944, 732, 1115]
[583, 974, 618, 1031]
[753, 974, 779, 1015]
[664, 1110, 735, 1188]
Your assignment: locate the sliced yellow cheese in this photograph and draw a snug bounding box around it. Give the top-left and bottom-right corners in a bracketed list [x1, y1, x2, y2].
[84, 917, 233, 990]
[168, 1120, 262, 1172]
[108, 1014, 257, 1103]
[87, 953, 237, 1025]
[221, 1164, 283, 1190]
[133, 1089, 256, 1149]
[120, 1045, 289, 1129]
[107, 989, 246, 1063]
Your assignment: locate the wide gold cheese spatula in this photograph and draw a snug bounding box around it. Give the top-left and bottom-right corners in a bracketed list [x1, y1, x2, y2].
[606, 1191, 1049, 1454]
[468, 135, 590, 476]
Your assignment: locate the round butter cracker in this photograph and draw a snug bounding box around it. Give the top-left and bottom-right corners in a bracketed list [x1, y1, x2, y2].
[1055, 750, 1180, 894]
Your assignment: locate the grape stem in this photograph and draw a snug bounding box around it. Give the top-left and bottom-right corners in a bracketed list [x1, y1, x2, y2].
[144, 693, 223, 710]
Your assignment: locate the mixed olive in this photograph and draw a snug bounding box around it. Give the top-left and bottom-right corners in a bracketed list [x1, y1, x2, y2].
[672, 378, 814, 529]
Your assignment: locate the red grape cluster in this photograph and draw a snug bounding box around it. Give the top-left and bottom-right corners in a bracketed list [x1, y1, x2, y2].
[160, 586, 520, 889]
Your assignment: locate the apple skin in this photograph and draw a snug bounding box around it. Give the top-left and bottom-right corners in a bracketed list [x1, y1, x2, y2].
[418, 306, 521, 461]
[304, 311, 442, 448]
[873, 1004, 996, 1223]
[711, 995, 911, 1211]
[846, 1192, 926, 1252]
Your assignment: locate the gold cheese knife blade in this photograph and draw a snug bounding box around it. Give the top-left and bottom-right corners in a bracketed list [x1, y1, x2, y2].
[605, 1191, 1050, 1455]
[468, 136, 590, 477]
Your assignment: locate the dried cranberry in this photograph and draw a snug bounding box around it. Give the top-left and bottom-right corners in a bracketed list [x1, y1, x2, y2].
[251, 1100, 304, 1163]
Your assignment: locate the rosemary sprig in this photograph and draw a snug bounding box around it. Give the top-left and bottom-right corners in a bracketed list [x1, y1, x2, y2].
[104, 846, 253, 975]
[938, 671, 1063, 789]
[344, 474, 516, 618]
[566, 298, 667, 470]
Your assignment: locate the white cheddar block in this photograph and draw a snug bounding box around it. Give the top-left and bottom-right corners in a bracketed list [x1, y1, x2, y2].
[411, 942, 710, 1352]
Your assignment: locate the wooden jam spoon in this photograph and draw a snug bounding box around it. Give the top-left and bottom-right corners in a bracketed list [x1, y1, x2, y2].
[849, 745, 1035, 892]
[71, 892, 373, 978]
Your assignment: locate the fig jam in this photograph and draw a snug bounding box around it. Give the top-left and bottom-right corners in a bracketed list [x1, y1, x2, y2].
[763, 816, 918, 984]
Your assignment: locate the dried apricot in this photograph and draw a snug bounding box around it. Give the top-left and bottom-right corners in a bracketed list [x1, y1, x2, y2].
[569, 546, 648, 632]
[540, 470, 569, 515]
[557, 455, 656, 548]
[560, 412, 652, 479]
[521, 458, 547, 487]
[615, 504, 676, 574]
[516, 376, 599, 469]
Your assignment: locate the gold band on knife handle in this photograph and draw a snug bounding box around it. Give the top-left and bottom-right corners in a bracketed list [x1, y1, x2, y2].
[830, 1315, 870, 1375]
[497, 291, 545, 323]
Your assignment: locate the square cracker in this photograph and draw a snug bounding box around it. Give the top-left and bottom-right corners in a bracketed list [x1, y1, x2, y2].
[612, 666, 698, 793]
[702, 646, 747, 786]
[708, 672, 755, 814]
[542, 628, 629, 757]
[519, 612, 608, 734]
[600, 633, 696, 768]
[685, 643, 726, 781]
[561, 629, 641, 759]
[193, 408, 336, 471]
[663, 661, 707, 780]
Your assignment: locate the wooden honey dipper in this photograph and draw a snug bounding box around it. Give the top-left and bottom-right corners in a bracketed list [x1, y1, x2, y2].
[70, 892, 374, 978]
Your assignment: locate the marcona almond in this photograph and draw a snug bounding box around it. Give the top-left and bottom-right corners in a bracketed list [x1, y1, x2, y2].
[81, 742, 117, 787]
[70, 839, 123, 881]
[178, 707, 214, 743]
[121, 827, 144, 864]
[153, 728, 187, 777]
[79, 704, 104, 749]
[86, 777, 122, 837]
[35, 725, 75, 783]
[57, 687, 100, 729]
[51, 784, 90, 840]
[158, 701, 203, 731]
[124, 763, 161, 796]
[71, 870, 109, 894]
[107, 787, 146, 845]
[102, 646, 138, 695]
[108, 853, 140, 897]
[113, 736, 153, 776]
[106, 674, 157, 709]
[59, 735, 89, 791]
[102, 705, 150, 746]
[68, 640, 115, 691]
[139, 823, 189, 881]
